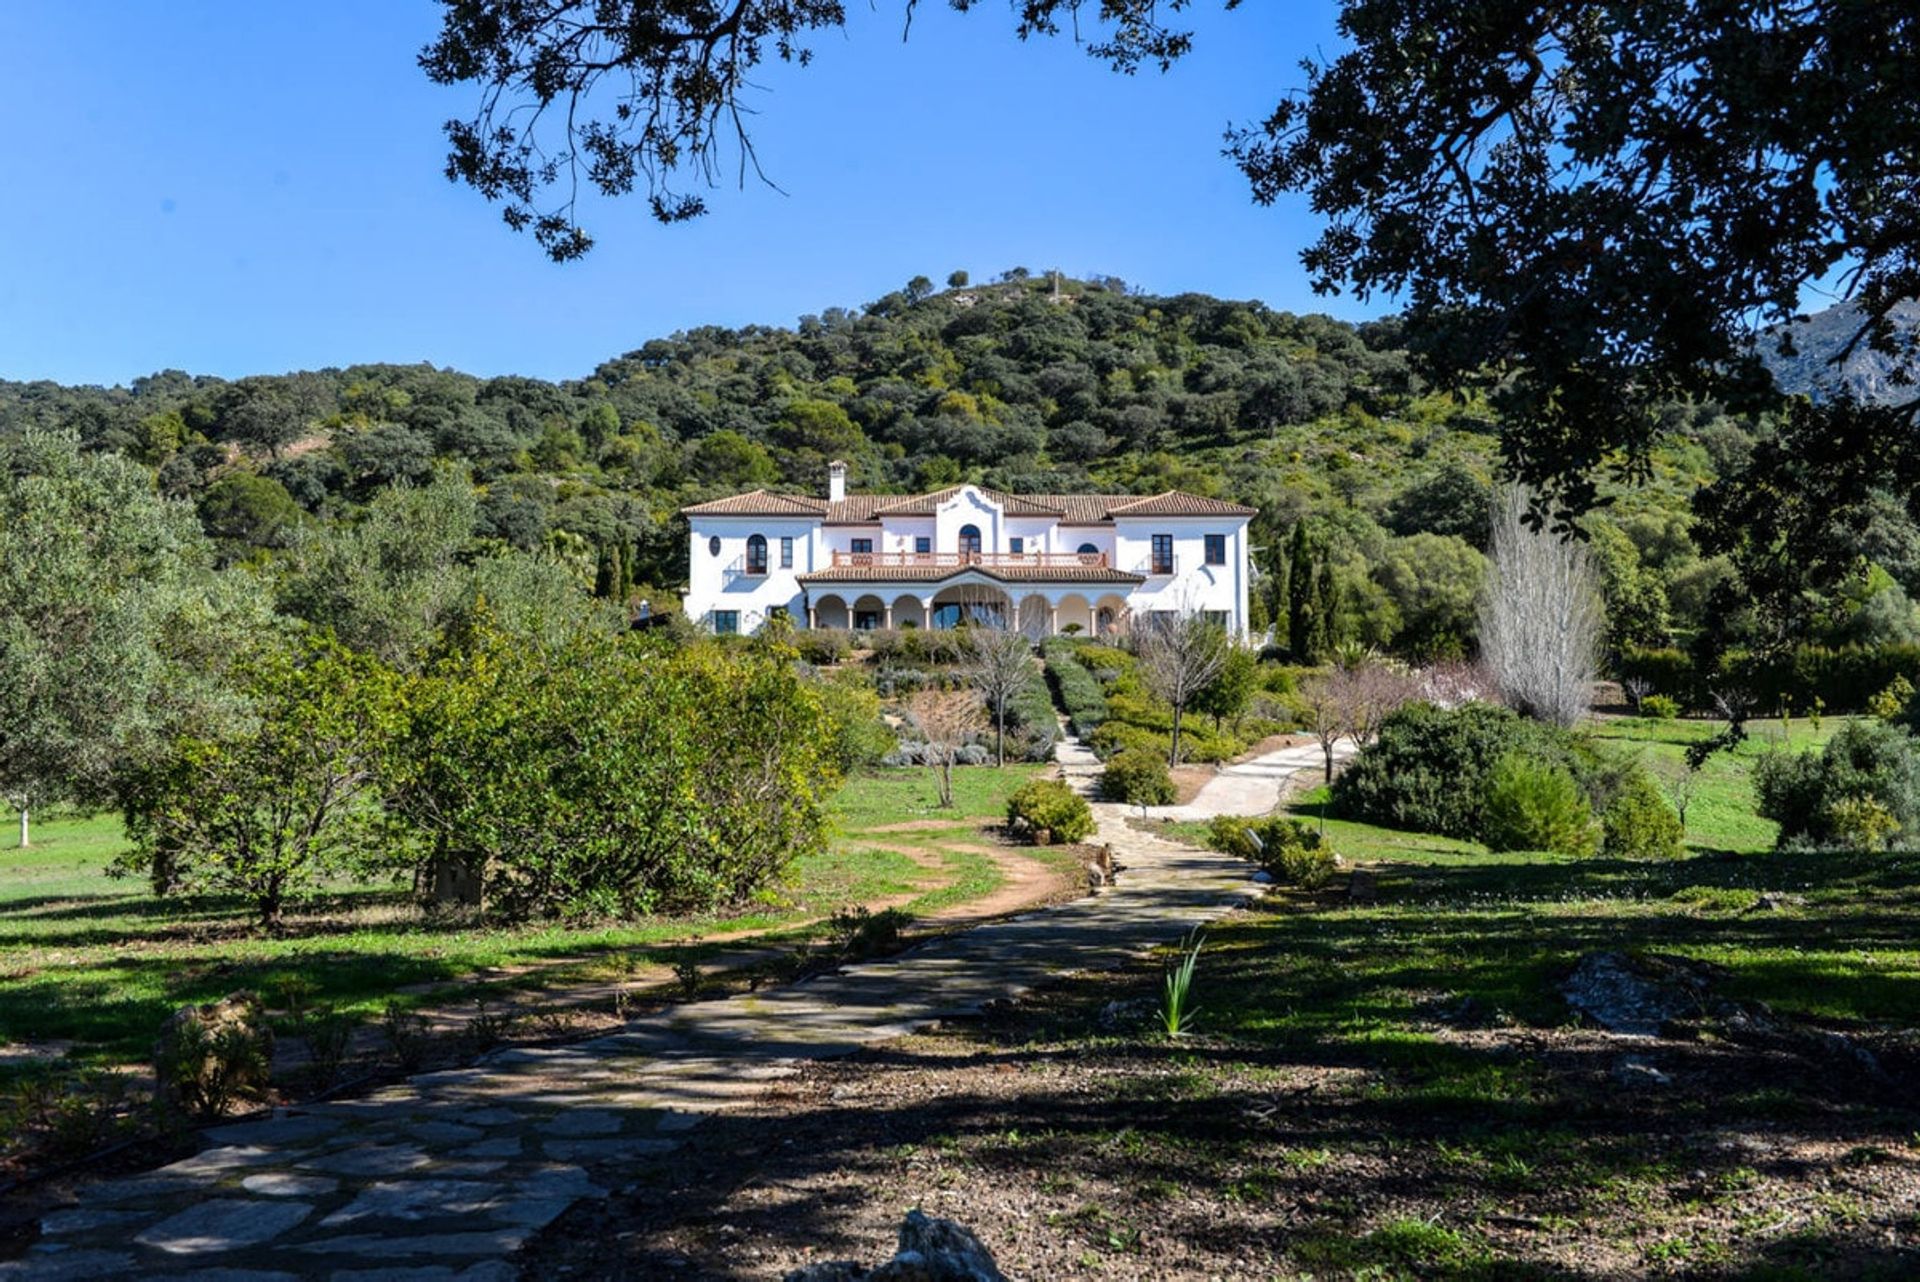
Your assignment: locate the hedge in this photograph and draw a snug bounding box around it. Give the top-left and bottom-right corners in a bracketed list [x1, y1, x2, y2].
[1043, 640, 1109, 736]
[1619, 643, 1920, 713]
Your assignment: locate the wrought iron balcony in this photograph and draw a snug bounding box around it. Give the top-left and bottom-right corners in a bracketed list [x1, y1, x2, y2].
[827, 550, 1110, 569]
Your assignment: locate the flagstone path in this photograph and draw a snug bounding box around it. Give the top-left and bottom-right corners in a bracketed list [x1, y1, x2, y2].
[8, 737, 1342, 1280]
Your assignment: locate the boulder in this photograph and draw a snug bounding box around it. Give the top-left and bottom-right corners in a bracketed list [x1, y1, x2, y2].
[783, 1211, 1006, 1282]
[1560, 952, 1704, 1037]
[154, 991, 274, 1115]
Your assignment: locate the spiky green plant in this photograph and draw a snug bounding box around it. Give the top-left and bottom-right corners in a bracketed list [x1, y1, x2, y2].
[1161, 930, 1204, 1037]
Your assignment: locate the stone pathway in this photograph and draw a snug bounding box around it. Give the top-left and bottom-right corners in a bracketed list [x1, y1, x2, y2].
[8, 738, 1297, 1280]
[1134, 737, 1356, 821]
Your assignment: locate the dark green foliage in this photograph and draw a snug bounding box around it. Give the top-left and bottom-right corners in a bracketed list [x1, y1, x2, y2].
[196, 472, 304, 563]
[1206, 815, 1338, 888]
[1286, 522, 1317, 661]
[1332, 702, 1578, 840]
[1044, 640, 1109, 737]
[1101, 747, 1176, 806]
[1602, 770, 1686, 860]
[1006, 778, 1094, 844]
[1193, 646, 1258, 731]
[1620, 643, 1920, 714]
[1384, 461, 1491, 545]
[1481, 755, 1598, 857]
[1237, 0, 1920, 640]
[1755, 720, 1920, 850]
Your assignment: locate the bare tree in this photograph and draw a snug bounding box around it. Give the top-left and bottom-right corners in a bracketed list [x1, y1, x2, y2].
[908, 688, 984, 808]
[1298, 653, 1415, 783]
[1297, 670, 1352, 784]
[1133, 609, 1228, 766]
[1651, 756, 1701, 835]
[1478, 486, 1604, 728]
[959, 597, 1044, 768]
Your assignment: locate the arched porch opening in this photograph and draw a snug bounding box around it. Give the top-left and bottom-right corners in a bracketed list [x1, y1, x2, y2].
[891, 594, 929, 629]
[811, 593, 849, 630]
[930, 584, 1010, 629]
[1054, 593, 1095, 636]
[851, 593, 888, 631]
[1094, 594, 1132, 638]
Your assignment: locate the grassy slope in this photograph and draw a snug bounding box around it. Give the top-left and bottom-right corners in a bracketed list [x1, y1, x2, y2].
[0, 764, 1043, 1069]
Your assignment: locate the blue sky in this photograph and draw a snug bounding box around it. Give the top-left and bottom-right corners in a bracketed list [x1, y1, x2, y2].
[0, 1, 1371, 387]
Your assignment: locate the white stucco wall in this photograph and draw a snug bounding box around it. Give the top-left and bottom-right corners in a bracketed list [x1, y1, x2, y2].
[1112, 517, 1249, 634]
[682, 514, 822, 629]
[683, 493, 1253, 636]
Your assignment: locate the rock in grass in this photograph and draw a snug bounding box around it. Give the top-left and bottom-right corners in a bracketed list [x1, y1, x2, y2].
[783, 1210, 1007, 1281]
[1560, 952, 1699, 1038]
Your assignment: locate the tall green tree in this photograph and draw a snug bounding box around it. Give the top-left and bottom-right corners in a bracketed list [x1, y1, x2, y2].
[1286, 522, 1316, 662]
[0, 431, 230, 845]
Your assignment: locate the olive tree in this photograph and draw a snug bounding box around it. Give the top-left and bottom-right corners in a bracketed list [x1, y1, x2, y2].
[117, 633, 409, 929]
[0, 430, 241, 847]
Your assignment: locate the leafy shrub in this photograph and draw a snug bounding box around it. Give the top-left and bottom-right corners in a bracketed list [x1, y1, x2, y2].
[1639, 694, 1680, 720]
[1206, 815, 1338, 888]
[792, 628, 853, 665]
[1043, 639, 1109, 735]
[815, 674, 897, 771]
[831, 905, 911, 958]
[1006, 778, 1095, 843]
[1870, 674, 1915, 722]
[1481, 754, 1597, 855]
[1102, 747, 1176, 805]
[1006, 679, 1061, 762]
[1755, 719, 1920, 849]
[1087, 719, 1165, 760]
[1332, 701, 1579, 839]
[1601, 769, 1685, 859]
[1828, 795, 1901, 852]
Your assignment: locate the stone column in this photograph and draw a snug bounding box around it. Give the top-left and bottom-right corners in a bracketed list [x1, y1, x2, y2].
[883, 603, 894, 629]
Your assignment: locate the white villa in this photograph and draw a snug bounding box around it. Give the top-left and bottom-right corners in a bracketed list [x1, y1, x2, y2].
[681, 462, 1255, 638]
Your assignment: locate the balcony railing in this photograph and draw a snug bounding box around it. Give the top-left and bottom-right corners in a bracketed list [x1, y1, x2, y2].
[829, 550, 1110, 569]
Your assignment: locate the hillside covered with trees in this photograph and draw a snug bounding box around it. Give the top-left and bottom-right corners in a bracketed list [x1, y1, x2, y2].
[2, 272, 1913, 667]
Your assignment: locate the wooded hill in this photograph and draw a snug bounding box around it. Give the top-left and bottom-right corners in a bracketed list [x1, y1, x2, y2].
[2, 273, 1912, 663]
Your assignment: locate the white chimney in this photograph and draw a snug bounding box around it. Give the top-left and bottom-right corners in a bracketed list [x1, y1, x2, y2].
[828, 459, 847, 503]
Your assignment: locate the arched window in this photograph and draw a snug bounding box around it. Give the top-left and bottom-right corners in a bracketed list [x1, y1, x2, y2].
[958, 524, 982, 559]
[745, 533, 768, 575]
[1077, 543, 1099, 555]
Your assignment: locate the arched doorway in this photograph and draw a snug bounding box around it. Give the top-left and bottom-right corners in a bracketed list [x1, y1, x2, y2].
[958, 524, 983, 560]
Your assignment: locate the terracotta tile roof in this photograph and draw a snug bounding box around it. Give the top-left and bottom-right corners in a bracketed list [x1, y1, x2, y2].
[871, 486, 1064, 517]
[1102, 491, 1258, 517]
[797, 564, 1146, 586]
[685, 486, 1250, 522]
[680, 490, 826, 517]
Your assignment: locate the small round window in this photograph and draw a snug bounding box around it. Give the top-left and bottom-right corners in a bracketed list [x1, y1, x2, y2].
[708, 535, 722, 557]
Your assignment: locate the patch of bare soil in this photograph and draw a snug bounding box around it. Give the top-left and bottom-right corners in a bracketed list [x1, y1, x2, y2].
[1168, 764, 1213, 806]
[918, 844, 1084, 928]
[864, 819, 978, 833]
[525, 935, 1920, 1281]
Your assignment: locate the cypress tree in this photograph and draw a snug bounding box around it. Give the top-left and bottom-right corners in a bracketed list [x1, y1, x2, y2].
[1286, 522, 1315, 661]
[593, 543, 620, 598]
[1313, 562, 1342, 658]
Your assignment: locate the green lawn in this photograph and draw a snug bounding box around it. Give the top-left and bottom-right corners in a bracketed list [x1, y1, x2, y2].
[0, 764, 1044, 1072]
[732, 714, 1920, 1278]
